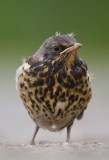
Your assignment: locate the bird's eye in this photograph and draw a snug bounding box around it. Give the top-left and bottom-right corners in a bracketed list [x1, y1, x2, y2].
[53, 46, 60, 52]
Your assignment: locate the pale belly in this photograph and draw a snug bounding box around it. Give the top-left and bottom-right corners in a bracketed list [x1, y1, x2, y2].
[20, 89, 91, 132]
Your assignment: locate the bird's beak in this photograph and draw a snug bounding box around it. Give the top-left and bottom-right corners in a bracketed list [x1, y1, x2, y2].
[60, 43, 82, 55]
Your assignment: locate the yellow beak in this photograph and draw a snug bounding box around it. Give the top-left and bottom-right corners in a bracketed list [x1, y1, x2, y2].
[60, 43, 82, 55]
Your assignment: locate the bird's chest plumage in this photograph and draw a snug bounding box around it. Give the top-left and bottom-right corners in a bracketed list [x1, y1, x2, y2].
[16, 61, 92, 131]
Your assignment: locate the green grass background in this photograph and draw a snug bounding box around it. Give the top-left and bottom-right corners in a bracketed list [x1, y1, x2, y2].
[0, 0, 109, 70]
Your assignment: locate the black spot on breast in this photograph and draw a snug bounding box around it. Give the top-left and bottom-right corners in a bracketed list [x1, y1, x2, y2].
[34, 66, 45, 72]
[42, 109, 46, 112]
[28, 111, 30, 115]
[73, 105, 77, 110]
[31, 105, 35, 109]
[75, 88, 78, 91]
[66, 90, 69, 96]
[45, 113, 48, 117]
[35, 96, 41, 103]
[83, 90, 87, 95]
[62, 92, 65, 98]
[70, 71, 82, 80]
[27, 78, 30, 83]
[79, 97, 85, 103]
[79, 80, 83, 84]
[40, 96, 44, 102]
[36, 104, 40, 110]
[43, 105, 48, 110]
[37, 79, 44, 85]
[35, 89, 38, 95]
[57, 85, 62, 92]
[75, 82, 79, 86]
[55, 85, 62, 96]
[30, 61, 42, 68]
[78, 88, 83, 93]
[79, 104, 83, 109]
[39, 72, 49, 77]
[86, 84, 88, 87]
[24, 98, 26, 102]
[30, 98, 35, 104]
[53, 62, 62, 74]
[81, 84, 84, 88]
[44, 88, 48, 97]
[57, 74, 70, 88]
[65, 103, 71, 111]
[61, 69, 67, 78]
[39, 87, 43, 95]
[85, 80, 87, 84]
[81, 67, 87, 76]
[56, 109, 62, 117]
[45, 78, 49, 84]
[20, 83, 24, 88]
[87, 97, 90, 102]
[67, 75, 74, 88]
[77, 59, 83, 67]
[71, 112, 74, 115]
[22, 94, 25, 97]
[31, 79, 44, 87]
[54, 98, 58, 103]
[20, 73, 23, 77]
[50, 91, 54, 99]
[35, 110, 39, 113]
[25, 86, 27, 90]
[30, 109, 34, 115]
[89, 88, 91, 92]
[29, 71, 37, 77]
[69, 95, 75, 103]
[28, 92, 32, 95]
[45, 100, 50, 106]
[70, 64, 75, 70]
[24, 70, 29, 75]
[45, 100, 53, 114]
[53, 102, 56, 107]
[75, 95, 79, 101]
[49, 77, 55, 90]
[59, 92, 66, 102]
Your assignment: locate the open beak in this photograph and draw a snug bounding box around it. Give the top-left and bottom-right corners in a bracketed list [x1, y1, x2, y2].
[60, 43, 82, 55]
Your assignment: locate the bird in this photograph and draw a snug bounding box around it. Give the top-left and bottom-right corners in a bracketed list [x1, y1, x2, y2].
[16, 34, 92, 145]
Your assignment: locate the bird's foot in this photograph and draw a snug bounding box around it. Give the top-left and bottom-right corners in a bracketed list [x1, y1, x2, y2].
[30, 140, 35, 145]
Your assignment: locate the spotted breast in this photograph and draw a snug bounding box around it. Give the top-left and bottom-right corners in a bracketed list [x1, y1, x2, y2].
[16, 58, 92, 131]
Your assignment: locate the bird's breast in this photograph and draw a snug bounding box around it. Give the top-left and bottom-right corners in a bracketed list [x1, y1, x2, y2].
[16, 61, 92, 131]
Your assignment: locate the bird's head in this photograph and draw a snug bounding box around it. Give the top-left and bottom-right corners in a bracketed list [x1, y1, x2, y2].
[27, 34, 82, 66]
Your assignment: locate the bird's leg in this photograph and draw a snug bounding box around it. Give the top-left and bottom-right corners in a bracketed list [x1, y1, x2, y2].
[66, 123, 72, 142]
[30, 125, 39, 145]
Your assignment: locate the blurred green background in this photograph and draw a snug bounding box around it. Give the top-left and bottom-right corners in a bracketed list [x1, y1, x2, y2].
[0, 0, 109, 144]
[0, 0, 109, 67]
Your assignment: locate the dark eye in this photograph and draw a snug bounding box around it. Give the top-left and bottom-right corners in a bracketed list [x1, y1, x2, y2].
[53, 46, 60, 52]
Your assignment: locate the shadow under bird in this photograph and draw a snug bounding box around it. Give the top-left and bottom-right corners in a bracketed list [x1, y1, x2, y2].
[16, 34, 92, 145]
